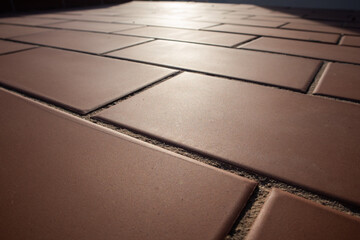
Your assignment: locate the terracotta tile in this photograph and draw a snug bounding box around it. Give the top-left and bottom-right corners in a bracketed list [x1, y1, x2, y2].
[12, 29, 150, 54]
[48, 20, 142, 33]
[108, 40, 321, 91]
[0, 24, 48, 38]
[245, 189, 360, 240]
[0, 17, 67, 26]
[0, 40, 34, 54]
[241, 37, 360, 64]
[313, 62, 360, 102]
[0, 47, 175, 114]
[95, 72, 360, 205]
[340, 35, 360, 47]
[117, 26, 256, 47]
[205, 24, 339, 43]
[193, 16, 285, 27]
[282, 23, 360, 35]
[0, 88, 256, 240]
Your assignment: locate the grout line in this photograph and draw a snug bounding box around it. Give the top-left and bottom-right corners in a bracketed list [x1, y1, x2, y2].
[85, 70, 183, 116]
[230, 36, 260, 48]
[276, 22, 290, 28]
[337, 35, 344, 45]
[306, 61, 328, 94]
[0, 46, 38, 56]
[100, 39, 155, 55]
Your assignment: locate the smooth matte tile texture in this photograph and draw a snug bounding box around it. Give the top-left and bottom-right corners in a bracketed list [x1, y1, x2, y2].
[0, 89, 257, 240]
[0, 40, 34, 54]
[313, 63, 360, 101]
[0, 47, 175, 114]
[12, 29, 150, 54]
[340, 35, 360, 47]
[245, 189, 360, 240]
[242, 37, 360, 64]
[0, 24, 48, 38]
[49, 20, 142, 33]
[205, 24, 340, 43]
[117, 26, 256, 46]
[95, 72, 360, 205]
[0, 17, 67, 26]
[282, 23, 360, 35]
[115, 17, 217, 29]
[108, 40, 321, 91]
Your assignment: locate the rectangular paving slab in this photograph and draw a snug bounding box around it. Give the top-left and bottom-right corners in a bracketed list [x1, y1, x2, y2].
[0, 24, 48, 38]
[117, 26, 256, 47]
[192, 16, 285, 27]
[108, 40, 321, 92]
[0, 17, 68, 26]
[0, 88, 256, 240]
[48, 20, 143, 33]
[245, 189, 360, 240]
[12, 29, 151, 54]
[313, 62, 360, 102]
[95, 72, 360, 206]
[0, 40, 34, 54]
[340, 35, 360, 47]
[205, 24, 340, 43]
[282, 23, 360, 35]
[241, 37, 360, 64]
[0, 47, 175, 114]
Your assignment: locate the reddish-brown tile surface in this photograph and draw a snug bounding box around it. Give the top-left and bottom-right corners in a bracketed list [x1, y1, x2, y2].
[0, 24, 48, 38]
[0, 88, 256, 240]
[117, 26, 256, 46]
[0, 47, 175, 114]
[12, 29, 150, 54]
[340, 35, 360, 47]
[313, 63, 360, 102]
[0, 40, 34, 54]
[0, 17, 68, 26]
[242, 37, 360, 64]
[245, 189, 360, 240]
[205, 24, 340, 43]
[48, 20, 143, 33]
[108, 40, 321, 91]
[282, 23, 360, 35]
[95, 72, 360, 205]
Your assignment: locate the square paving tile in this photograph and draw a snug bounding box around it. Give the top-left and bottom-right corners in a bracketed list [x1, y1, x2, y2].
[205, 24, 340, 43]
[117, 26, 256, 47]
[0, 24, 48, 38]
[12, 29, 150, 54]
[245, 189, 360, 240]
[0, 47, 175, 114]
[108, 40, 321, 91]
[0, 40, 34, 54]
[49, 20, 143, 33]
[241, 37, 360, 64]
[95, 72, 360, 205]
[0, 88, 257, 240]
[340, 35, 360, 47]
[313, 62, 360, 102]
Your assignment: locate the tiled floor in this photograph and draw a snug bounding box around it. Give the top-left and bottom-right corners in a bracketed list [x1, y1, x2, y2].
[0, 1, 359, 240]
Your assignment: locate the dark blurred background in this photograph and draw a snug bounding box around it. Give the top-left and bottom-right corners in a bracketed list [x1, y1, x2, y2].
[0, 0, 130, 12]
